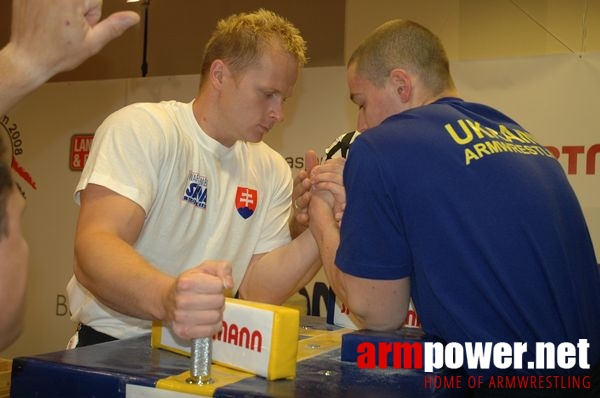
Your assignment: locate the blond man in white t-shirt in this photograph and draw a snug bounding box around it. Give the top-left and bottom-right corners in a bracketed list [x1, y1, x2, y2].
[68, 9, 322, 346]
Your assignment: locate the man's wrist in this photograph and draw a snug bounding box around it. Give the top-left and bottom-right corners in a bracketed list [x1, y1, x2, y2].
[0, 43, 51, 95]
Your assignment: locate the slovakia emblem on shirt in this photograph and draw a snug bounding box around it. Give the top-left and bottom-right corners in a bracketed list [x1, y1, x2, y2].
[235, 186, 258, 219]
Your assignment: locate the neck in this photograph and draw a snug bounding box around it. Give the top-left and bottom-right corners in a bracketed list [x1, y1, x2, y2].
[420, 88, 459, 107]
[192, 92, 236, 148]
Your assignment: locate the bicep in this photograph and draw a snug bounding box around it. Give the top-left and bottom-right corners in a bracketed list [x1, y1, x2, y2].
[344, 274, 411, 331]
[76, 183, 146, 245]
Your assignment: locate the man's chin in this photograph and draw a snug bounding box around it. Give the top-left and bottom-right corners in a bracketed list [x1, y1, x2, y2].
[246, 132, 266, 143]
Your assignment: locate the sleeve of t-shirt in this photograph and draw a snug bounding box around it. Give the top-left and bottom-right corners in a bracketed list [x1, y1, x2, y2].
[73, 104, 163, 214]
[335, 136, 413, 280]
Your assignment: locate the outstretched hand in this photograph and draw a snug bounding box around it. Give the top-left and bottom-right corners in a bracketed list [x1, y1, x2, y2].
[8, 0, 140, 85]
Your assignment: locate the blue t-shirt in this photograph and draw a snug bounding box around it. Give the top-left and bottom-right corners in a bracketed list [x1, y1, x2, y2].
[337, 97, 600, 379]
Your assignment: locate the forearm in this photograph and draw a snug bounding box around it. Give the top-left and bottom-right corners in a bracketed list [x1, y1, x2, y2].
[309, 208, 350, 306]
[312, 216, 411, 330]
[239, 230, 321, 304]
[313, 222, 410, 330]
[74, 231, 174, 322]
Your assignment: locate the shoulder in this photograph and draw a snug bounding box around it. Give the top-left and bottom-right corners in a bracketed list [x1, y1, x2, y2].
[103, 101, 185, 127]
[96, 101, 190, 145]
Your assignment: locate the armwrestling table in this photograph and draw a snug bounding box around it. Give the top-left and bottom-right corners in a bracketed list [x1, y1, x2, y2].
[10, 317, 467, 397]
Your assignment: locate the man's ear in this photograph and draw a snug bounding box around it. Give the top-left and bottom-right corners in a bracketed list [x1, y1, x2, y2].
[390, 68, 412, 102]
[209, 59, 227, 88]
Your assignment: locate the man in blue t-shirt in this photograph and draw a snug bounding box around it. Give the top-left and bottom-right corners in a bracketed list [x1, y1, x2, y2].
[308, 19, 600, 397]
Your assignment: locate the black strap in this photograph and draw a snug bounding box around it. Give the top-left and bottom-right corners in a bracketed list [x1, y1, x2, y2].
[338, 130, 356, 158]
[325, 131, 357, 160]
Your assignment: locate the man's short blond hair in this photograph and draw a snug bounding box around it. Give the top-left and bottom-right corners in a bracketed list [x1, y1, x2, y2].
[200, 9, 307, 83]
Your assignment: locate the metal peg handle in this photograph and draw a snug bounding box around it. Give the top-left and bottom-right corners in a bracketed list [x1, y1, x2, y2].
[186, 337, 214, 384]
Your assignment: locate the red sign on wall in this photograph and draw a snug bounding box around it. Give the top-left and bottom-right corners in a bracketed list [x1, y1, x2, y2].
[69, 134, 94, 171]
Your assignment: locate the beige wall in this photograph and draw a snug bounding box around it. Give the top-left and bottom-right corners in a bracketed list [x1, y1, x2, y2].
[346, 0, 600, 61]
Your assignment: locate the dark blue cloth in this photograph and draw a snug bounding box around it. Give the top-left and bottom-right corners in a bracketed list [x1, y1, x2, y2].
[337, 97, 600, 381]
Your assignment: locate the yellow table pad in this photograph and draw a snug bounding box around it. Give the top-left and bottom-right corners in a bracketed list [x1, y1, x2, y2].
[297, 328, 351, 362]
[156, 363, 255, 396]
[156, 327, 352, 396]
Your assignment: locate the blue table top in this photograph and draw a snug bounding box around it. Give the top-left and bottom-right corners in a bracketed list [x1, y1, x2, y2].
[10, 319, 467, 398]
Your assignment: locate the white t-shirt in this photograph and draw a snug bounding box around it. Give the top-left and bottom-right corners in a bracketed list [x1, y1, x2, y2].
[67, 100, 292, 339]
